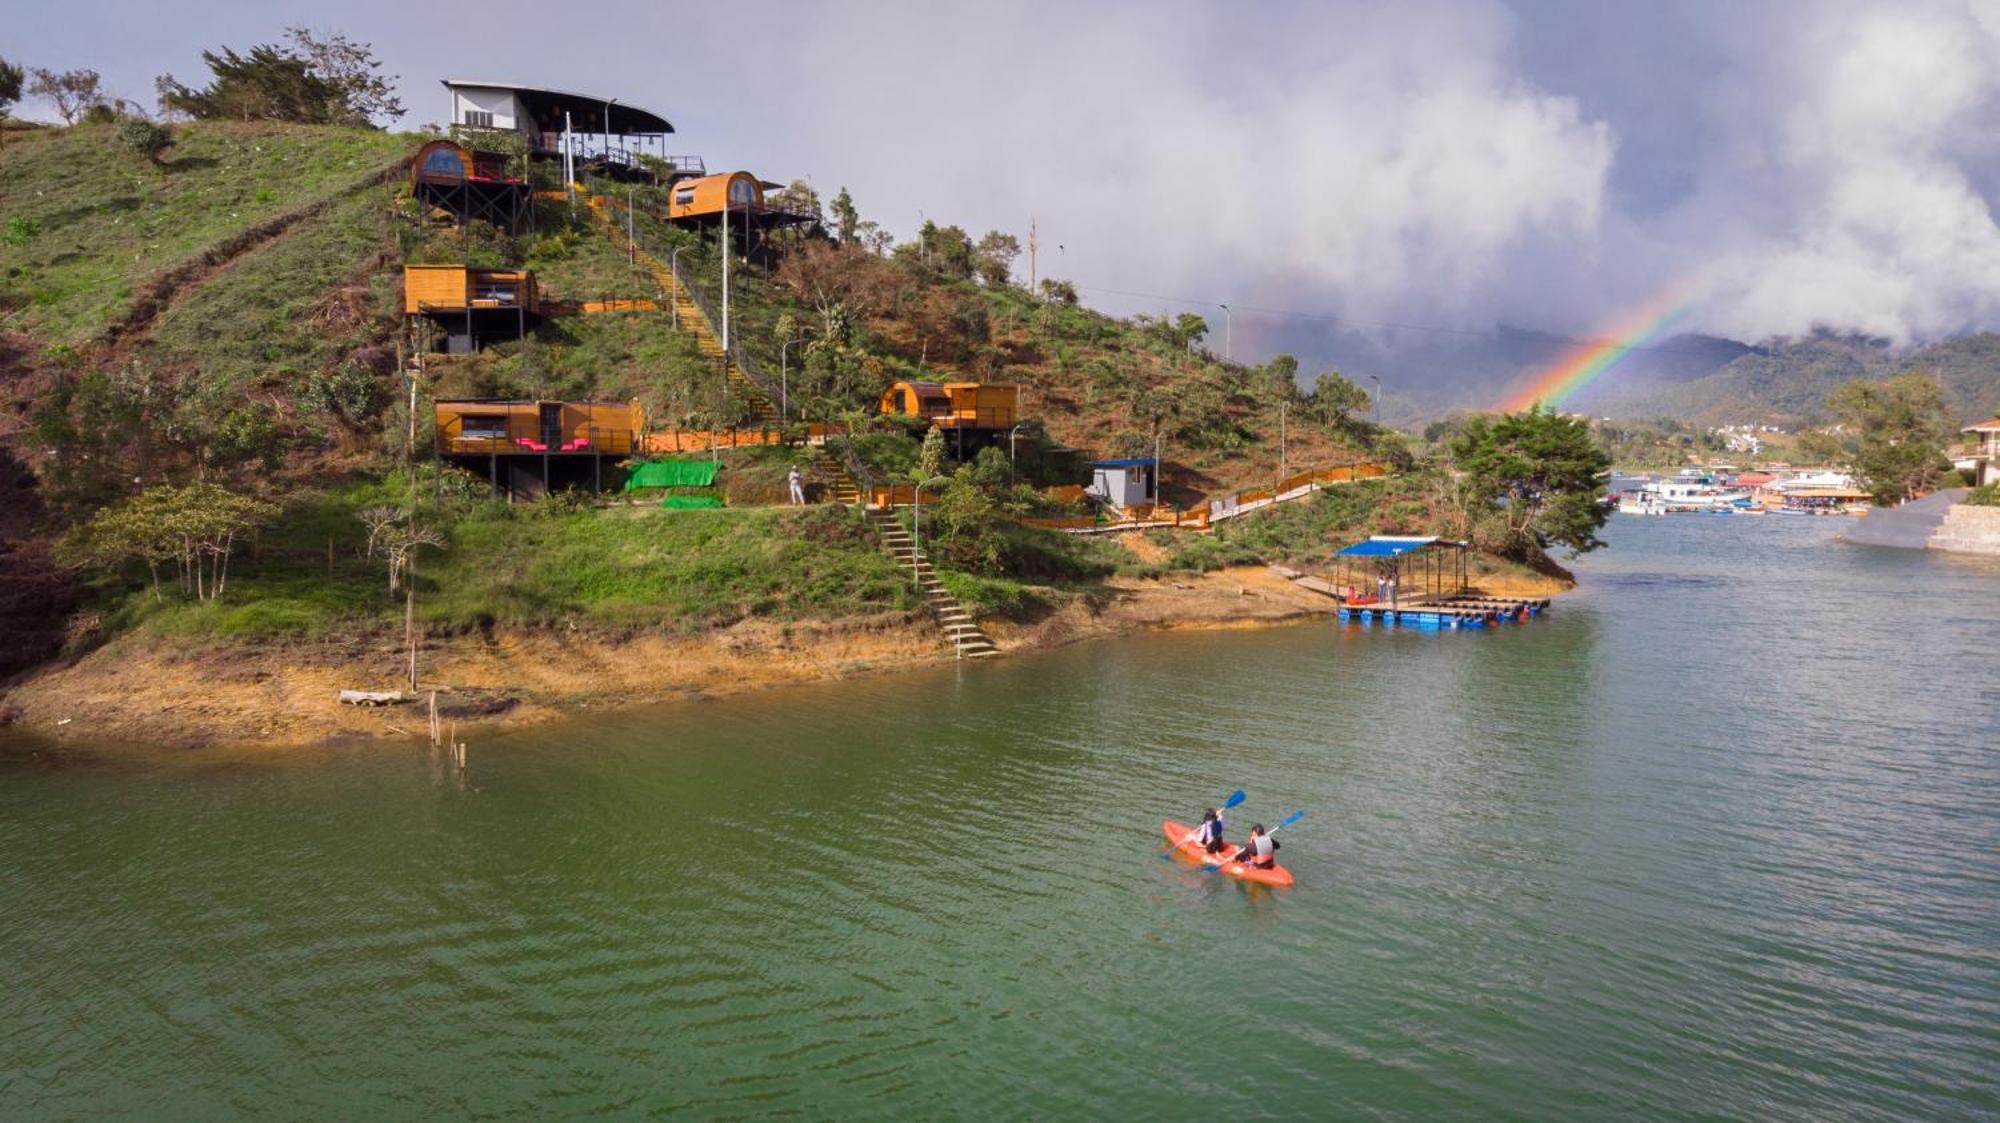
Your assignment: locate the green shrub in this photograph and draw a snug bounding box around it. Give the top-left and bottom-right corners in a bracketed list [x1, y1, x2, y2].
[1965, 483, 2000, 507]
[2, 215, 40, 246]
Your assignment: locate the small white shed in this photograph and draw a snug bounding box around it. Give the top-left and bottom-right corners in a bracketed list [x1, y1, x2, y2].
[1087, 458, 1158, 508]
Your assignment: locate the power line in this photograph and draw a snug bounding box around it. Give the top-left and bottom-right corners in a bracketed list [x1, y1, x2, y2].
[1066, 282, 1725, 360]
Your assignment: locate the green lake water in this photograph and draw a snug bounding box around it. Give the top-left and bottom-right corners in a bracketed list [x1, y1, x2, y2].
[3, 517, 1997, 1118]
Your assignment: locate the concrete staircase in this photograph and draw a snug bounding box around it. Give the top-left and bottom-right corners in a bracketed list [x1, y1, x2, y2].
[864, 508, 1000, 659]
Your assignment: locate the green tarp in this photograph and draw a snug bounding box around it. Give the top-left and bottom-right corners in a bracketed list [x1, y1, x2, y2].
[624, 459, 719, 490]
[660, 496, 725, 509]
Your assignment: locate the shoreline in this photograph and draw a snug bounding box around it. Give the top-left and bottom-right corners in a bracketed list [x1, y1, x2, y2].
[0, 564, 1572, 759]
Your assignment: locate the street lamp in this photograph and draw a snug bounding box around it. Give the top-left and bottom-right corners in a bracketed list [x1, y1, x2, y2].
[780, 336, 810, 419]
[1218, 303, 1231, 362]
[1369, 375, 1382, 424]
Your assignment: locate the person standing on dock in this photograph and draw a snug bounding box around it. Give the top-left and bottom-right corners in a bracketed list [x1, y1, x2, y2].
[1388, 570, 1399, 607]
[787, 465, 805, 505]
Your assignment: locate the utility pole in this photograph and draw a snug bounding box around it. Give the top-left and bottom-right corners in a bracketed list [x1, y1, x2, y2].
[1219, 303, 1231, 362]
[1028, 217, 1038, 293]
[1279, 400, 1288, 483]
[1370, 375, 1382, 424]
[721, 197, 730, 358]
[563, 111, 574, 201]
[626, 185, 635, 262]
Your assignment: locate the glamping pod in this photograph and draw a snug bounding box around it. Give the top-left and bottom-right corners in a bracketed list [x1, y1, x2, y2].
[409, 139, 533, 234]
[404, 264, 542, 353]
[666, 171, 767, 220]
[433, 399, 644, 499]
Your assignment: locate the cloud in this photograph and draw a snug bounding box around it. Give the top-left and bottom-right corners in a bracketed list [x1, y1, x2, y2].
[1660, 2, 2000, 344]
[764, 1, 1615, 337]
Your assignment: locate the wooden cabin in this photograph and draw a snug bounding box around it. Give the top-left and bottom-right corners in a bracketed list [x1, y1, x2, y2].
[404, 265, 541, 353]
[410, 138, 532, 234]
[879, 381, 1020, 430]
[434, 398, 643, 499]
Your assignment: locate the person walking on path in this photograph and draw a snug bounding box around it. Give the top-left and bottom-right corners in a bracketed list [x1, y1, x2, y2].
[788, 465, 806, 505]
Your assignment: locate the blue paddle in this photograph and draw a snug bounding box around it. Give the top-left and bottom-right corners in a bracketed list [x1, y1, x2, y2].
[1203, 809, 1305, 872]
[1160, 789, 1247, 860]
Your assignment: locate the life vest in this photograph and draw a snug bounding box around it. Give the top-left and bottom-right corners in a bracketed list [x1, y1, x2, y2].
[1244, 834, 1277, 867]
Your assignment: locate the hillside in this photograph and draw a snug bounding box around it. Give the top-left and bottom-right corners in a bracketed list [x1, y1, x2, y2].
[1583, 331, 2000, 427]
[2, 118, 1432, 707]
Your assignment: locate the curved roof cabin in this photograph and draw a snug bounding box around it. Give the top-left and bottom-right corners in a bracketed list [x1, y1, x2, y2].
[879, 380, 1020, 430]
[410, 139, 533, 234]
[666, 171, 767, 220]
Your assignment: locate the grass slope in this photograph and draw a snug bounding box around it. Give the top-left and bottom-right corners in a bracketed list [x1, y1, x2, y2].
[114, 484, 916, 640]
[0, 121, 412, 343]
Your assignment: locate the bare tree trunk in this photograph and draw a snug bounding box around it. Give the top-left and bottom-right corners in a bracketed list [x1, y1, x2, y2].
[405, 551, 418, 693]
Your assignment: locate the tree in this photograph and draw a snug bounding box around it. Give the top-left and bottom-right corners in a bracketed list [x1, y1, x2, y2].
[159, 28, 402, 126]
[768, 179, 822, 224]
[1304, 369, 1372, 425]
[116, 114, 174, 166]
[1039, 278, 1079, 306]
[1448, 406, 1613, 557]
[1173, 312, 1210, 349]
[974, 230, 1020, 286]
[829, 187, 859, 244]
[917, 425, 947, 484]
[1818, 373, 1955, 504]
[355, 506, 445, 691]
[0, 57, 23, 150]
[57, 483, 275, 601]
[28, 67, 103, 124]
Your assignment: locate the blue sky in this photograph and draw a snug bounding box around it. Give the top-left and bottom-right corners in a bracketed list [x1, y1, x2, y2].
[13, 0, 2000, 380]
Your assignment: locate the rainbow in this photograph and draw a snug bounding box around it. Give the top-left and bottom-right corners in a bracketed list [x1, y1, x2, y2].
[1498, 286, 1695, 412]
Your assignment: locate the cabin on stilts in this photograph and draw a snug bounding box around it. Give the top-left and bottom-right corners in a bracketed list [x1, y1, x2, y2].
[410, 139, 534, 235]
[404, 264, 542, 353]
[434, 399, 641, 500]
[878, 380, 1023, 456]
[663, 171, 820, 258]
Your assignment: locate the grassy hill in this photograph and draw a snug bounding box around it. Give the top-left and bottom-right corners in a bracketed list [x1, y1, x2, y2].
[0, 121, 411, 344]
[0, 118, 1422, 681]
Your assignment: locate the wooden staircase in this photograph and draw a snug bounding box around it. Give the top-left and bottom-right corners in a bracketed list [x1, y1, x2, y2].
[865, 508, 1000, 659]
[806, 446, 862, 505]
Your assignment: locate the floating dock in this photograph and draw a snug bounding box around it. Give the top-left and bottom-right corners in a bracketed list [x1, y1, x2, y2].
[1335, 595, 1549, 630]
[1274, 566, 1550, 631]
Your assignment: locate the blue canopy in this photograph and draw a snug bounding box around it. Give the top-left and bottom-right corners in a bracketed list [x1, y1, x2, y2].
[1091, 458, 1157, 468]
[1336, 535, 1453, 558]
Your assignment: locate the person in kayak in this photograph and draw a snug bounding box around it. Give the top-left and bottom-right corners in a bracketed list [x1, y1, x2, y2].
[1195, 807, 1228, 855]
[1234, 824, 1280, 869]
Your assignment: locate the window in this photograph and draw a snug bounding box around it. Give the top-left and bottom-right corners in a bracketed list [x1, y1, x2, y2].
[460, 415, 508, 440]
[421, 147, 467, 178]
[674, 188, 695, 206]
[728, 177, 757, 205]
[462, 109, 493, 128]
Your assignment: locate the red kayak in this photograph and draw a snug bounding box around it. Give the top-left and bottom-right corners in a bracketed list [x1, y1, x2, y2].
[1162, 819, 1295, 887]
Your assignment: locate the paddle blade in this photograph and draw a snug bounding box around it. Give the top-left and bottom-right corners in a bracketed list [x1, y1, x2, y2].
[1222, 789, 1247, 810]
[1276, 810, 1305, 830]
